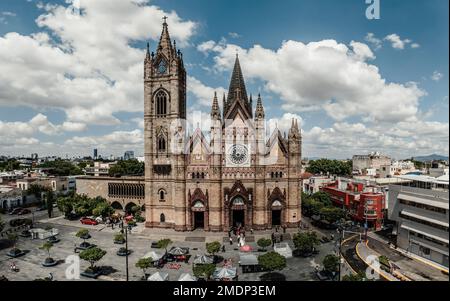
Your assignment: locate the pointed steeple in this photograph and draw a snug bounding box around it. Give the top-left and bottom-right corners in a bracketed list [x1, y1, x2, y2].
[225, 53, 249, 110]
[145, 42, 151, 61]
[222, 93, 227, 118]
[255, 93, 265, 119]
[211, 91, 221, 120]
[157, 16, 174, 58]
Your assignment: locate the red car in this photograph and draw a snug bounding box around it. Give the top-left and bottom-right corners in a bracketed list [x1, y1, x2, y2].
[80, 217, 98, 225]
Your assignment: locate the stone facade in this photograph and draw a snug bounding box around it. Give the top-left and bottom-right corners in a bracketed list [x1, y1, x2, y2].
[76, 176, 145, 211]
[144, 21, 302, 232]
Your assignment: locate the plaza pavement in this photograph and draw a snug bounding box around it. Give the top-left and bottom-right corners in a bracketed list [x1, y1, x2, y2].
[0, 214, 340, 281]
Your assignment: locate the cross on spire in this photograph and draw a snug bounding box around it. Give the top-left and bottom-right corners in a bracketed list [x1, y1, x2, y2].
[163, 16, 168, 24]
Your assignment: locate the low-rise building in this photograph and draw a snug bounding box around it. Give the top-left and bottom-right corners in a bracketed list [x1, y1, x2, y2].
[303, 175, 336, 195]
[321, 178, 385, 230]
[0, 185, 23, 210]
[76, 176, 145, 212]
[352, 152, 391, 174]
[388, 174, 449, 268]
[85, 161, 116, 177]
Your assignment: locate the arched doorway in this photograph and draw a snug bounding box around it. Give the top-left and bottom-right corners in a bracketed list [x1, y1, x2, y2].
[111, 201, 123, 210]
[124, 202, 136, 214]
[271, 200, 282, 226]
[192, 200, 205, 229]
[231, 196, 246, 227]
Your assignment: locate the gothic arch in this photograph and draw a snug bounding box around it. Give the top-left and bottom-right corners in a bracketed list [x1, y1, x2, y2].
[154, 89, 170, 116]
[188, 188, 209, 230]
[267, 187, 287, 227]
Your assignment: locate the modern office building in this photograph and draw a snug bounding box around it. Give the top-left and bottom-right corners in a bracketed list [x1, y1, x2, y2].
[388, 174, 449, 268]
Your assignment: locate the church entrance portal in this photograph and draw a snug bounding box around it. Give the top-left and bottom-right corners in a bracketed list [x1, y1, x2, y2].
[272, 210, 281, 226]
[232, 209, 245, 227]
[194, 212, 205, 229]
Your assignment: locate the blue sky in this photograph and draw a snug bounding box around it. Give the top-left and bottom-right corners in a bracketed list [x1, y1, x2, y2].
[0, 0, 448, 159]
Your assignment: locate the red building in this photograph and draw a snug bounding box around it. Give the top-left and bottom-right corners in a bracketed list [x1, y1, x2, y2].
[321, 180, 385, 230]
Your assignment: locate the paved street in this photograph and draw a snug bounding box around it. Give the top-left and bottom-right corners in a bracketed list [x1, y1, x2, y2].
[0, 213, 339, 281]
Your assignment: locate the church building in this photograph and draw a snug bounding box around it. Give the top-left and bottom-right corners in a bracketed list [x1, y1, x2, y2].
[144, 20, 302, 231]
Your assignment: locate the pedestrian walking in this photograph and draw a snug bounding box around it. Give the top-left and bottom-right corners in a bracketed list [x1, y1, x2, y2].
[222, 245, 226, 252]
[229, 237, 233, 245]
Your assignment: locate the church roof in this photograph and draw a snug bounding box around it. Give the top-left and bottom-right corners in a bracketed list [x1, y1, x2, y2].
[224, 54, 252, 118]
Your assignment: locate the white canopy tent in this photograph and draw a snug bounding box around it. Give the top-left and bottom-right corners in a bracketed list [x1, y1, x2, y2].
[193, 254, 214, 265]
[147, 271, 169, 281]
[142, 251, 164, 261]
[177, 273, 197, 281]
[212, 267, 237, 280]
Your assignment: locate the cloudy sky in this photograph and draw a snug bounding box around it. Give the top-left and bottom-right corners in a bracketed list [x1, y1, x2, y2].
[0, 0, 448, 159]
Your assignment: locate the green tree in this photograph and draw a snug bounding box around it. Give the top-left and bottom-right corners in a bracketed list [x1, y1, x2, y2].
[40, 242, 54, 259]
[108, 159, 144, 177]
[193, 263, 216, 280]
[38, 159, 83, 176]
[257, 238, 272, 251]
[157, 238, 172, 253]
[8, 233, 19, 251]
[79, 247, 107, 272]
[135, 258, 153, 279]
[311, 191, 332, 206]
[258, 251, 286, 272]
[319, 207, 345, 224]
[26, 184, 49, 200]
[56, 196, 74, 217]
[76, 229, 90, 246]
[323, 254, 340, 274]
[342, 272, 366, 281]
[206, 241, 221, 257]
[306, 159, 352, 176]
[46, 191, 55, 218]
[114, 233, 125, 243]
[0, 216, 4, 233]
[293, 231, 320, 254]
[92, 202, 114, 218]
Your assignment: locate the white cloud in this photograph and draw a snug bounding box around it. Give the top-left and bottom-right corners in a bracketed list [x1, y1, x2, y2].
[0, 0, 197, 126]
[187, 76, 227, 107]
[2, 11, 17, 17]
[65, 129, 144, 155]
[384, 34, 416, 50]
[198, 39, 425, 122]
[303, 120, 449, 159]
[431, 71, 444, 82]
[364, 33, 382, 50]
[228, 32, 242, 39]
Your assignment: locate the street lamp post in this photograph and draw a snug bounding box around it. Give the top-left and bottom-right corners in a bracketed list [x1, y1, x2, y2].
[121, 220, 129, 281]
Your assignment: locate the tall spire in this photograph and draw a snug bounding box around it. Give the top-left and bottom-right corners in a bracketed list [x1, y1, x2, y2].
[157, 16, 174, 58]
[222, 93, 226, 119]
[255, 93, 265, 119]
[226, 53, 249, 107]
[211, 91, 221, 120]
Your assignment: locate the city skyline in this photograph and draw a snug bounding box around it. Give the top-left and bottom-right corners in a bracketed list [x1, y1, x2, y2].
[0, 0, 448, 159]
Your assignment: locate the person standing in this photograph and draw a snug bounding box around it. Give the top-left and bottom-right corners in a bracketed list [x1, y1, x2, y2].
[229, 237, 233, 245]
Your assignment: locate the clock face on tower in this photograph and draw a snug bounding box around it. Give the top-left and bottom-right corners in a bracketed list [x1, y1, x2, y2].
[228, 144, 249, 165]
[157, 60, 167, 74]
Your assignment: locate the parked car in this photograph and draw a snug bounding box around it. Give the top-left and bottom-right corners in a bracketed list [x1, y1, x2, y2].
[17, 209, 31, 215]
[80, 217, 98, 225]
[9, 208, 23, 215]
[36, 206, 47, 211]
[65, 212, 79, 221]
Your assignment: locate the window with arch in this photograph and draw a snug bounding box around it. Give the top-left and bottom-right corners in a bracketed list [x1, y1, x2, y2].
[160, 213, 165, 223]
[158, 136, 166, 152]
[159, 189, 166, 201]
[155, 90, 168, 116]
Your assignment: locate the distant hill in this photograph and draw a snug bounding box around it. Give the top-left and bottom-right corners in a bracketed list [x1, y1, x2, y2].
[412, 154, 449, 162]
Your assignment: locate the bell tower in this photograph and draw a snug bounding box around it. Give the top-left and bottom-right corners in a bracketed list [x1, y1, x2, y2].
[144, 18, 187, 230]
